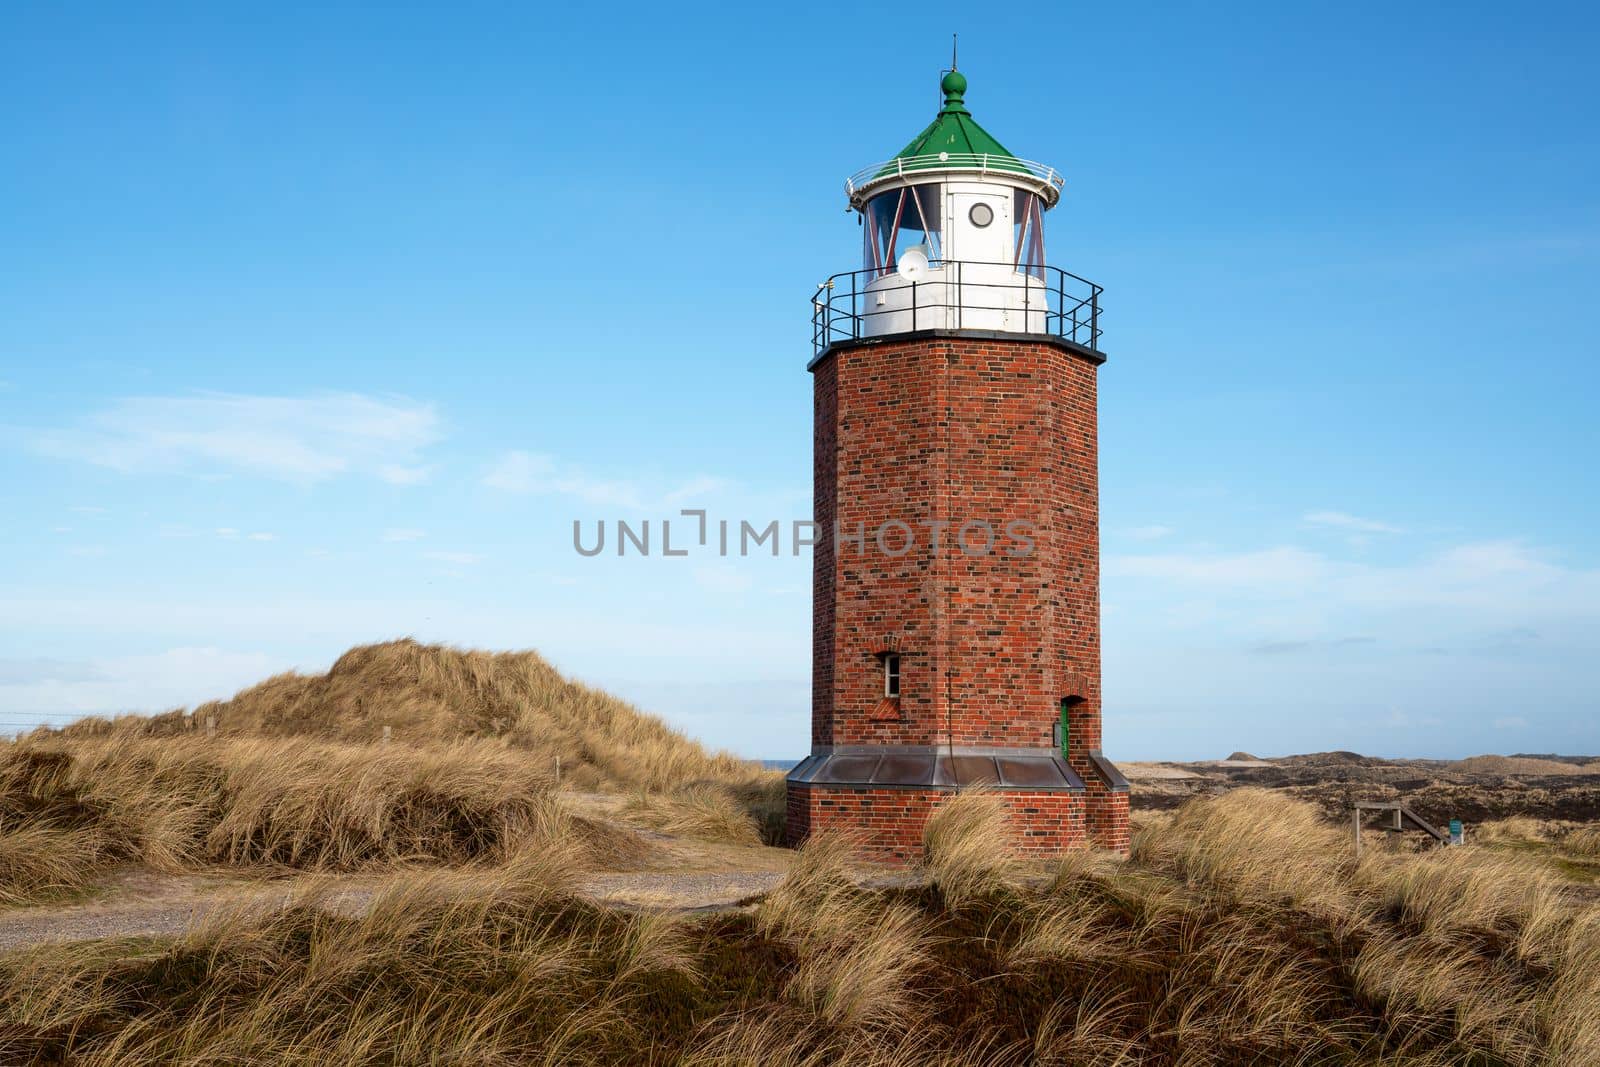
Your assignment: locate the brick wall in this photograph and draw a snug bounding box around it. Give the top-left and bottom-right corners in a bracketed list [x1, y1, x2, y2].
[786, 783, 1087, 863]
[810, 336, 1104, 753]
[1085, 787, 1131, 853]
[795, 332, 1128, 858]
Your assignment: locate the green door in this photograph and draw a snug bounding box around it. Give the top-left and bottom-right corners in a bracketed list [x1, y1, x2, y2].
[1058, 697, 1072, 759]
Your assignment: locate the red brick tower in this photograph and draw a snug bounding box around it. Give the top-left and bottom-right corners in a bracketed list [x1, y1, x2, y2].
[785, 70, 1130, 860]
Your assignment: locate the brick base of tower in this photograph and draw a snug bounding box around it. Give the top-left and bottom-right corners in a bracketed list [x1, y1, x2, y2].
[786, 784, 1090, 863]
[1084, 786, 1131, 854]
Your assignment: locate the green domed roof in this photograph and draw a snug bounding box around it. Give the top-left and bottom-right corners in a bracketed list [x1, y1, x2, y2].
[884, 71, 1030, 177]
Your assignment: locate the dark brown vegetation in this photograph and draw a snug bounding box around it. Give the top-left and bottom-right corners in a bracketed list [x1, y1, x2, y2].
[1132, 750, 1600, 824]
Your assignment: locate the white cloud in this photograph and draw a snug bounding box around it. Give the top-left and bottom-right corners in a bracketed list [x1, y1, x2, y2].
[378, 463, 435, 486]
[693, 564, 755, 594]
[1107, 546, 1330, 589]
[1109, 538, 1600, 639]
[382, 528, 426, 542]
[1127, 525, 1174, 541]
[1384, 709, 1444, 729]
[32, 392, 441, 484]
[664, 475, 731, 504]
[214, 528, 273, 542]
[0, 657, 105, 685]
[1303, 510, 1404, 535]
[483, 451, 740, 513]
[483, 450, 644, 508]
[423, 550, 483, 565]
[0, 647, 278, 722]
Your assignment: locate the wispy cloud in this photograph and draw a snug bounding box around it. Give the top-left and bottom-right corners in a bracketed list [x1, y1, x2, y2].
[482, 451, 735, 512]
[0, 657, 106, 685]
[693, 564, 754, 594]
[0, 647, 278, 721]
[1127, 524, 1174, 541]
[378, 463, 435, 486]
[1248, 636, 1377, 656]
[32, 392, 441, 485]
[1109, 538, 1600, 635]
[665, 475, 731, 504]
[483, 450, 644, 508]
[1107, 546, 1330, 588]
[423, 550, 483, 565]
[1303, 510, 1404, 535]
[215, 528, 275, 541]
[382, 528, 426, 542]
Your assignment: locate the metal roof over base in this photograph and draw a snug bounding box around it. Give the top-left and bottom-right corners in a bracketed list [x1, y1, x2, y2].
[787, 747, 1086, 792]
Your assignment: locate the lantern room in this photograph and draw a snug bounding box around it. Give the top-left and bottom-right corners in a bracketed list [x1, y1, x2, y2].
[812, 70, 1102, 354]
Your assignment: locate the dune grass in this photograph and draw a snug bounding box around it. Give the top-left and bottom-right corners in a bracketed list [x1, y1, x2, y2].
[5, 643, 1597, 1062]
[61, 637, 763, 795]
[0, 733, 644, 906]
[2, 788, 1596, 1065]
[1, 639, 784, 904]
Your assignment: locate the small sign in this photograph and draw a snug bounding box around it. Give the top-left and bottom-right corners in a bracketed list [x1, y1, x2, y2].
[1449, 818, 1465, 846]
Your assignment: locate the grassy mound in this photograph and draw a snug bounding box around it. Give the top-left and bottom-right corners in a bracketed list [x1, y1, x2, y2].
[1, 639, 785, 903]
[2, 791, 1596, 1065]
[0, 734, 642, 906]
[63, 638, 758, 794]
[1454, 754, 1600, 776]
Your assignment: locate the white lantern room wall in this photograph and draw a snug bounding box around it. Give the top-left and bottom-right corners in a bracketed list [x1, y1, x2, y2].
[856, 174, 1052, 336]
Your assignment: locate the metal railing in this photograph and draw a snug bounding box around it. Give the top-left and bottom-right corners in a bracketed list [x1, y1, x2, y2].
[845, 154, 1066, 201]
[810, 260, 1104, 357]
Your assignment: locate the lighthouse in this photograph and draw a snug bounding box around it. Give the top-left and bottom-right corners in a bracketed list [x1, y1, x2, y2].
[785, 68, 1131, 860]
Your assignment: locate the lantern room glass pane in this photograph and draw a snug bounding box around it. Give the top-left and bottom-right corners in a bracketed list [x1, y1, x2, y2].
[1013, 190, 1046, 280]
[862, 186, 942, 276]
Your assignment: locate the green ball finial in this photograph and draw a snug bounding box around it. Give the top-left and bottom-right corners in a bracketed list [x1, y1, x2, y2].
[939, 69, 968, 114]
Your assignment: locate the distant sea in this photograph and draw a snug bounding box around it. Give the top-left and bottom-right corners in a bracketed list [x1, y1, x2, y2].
[760, 759, 799, 771]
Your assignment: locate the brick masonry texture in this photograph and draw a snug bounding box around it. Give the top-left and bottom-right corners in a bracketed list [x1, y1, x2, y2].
[787, 783, 1087, 863]
[792, 334, 1130, 857]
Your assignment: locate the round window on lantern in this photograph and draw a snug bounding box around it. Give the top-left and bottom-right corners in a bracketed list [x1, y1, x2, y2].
[968, 202, 994, 228]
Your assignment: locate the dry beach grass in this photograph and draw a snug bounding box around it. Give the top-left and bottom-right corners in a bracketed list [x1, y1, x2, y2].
[2, 641, 1598, 1064]
[0, 790, 1596, 1064]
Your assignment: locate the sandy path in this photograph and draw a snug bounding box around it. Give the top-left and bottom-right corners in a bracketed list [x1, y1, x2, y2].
[0, 792, 802, 951]
[0, 867, 794, 952]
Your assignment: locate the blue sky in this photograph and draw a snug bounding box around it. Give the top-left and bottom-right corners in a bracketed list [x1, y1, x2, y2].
[2, 2, 1596, 760]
